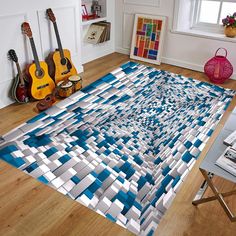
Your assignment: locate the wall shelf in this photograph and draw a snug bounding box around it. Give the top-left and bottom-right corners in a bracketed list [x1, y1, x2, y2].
[81, 0, 115, 64]
[82, 0, 107, 21]
[82, 17, 107, 26]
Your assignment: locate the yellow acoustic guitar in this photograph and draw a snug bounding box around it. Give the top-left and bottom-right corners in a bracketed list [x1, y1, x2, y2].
[22, 22, 55, 100]
[46, 8, 77, 84]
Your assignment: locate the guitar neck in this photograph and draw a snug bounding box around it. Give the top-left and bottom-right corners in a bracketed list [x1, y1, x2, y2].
[29, 37, 41, 72]
[53, 22, 65, 59]
[15, 62, 25, 85]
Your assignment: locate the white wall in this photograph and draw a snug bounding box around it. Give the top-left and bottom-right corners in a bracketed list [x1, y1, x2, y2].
[0, 0, 83, 109]
[115, 0, 236, 79]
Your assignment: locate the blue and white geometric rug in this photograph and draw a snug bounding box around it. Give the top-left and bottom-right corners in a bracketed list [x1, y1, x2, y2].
[0, 62, 235, 235]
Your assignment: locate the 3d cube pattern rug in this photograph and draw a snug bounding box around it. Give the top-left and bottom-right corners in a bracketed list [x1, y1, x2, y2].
[0, 62, 235, 235]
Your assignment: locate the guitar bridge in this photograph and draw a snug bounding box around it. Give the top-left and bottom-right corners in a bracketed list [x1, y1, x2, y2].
[62, 69, 70, 75]
[37, 83, 49, 90]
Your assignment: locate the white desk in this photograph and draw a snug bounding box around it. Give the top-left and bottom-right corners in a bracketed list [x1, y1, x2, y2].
[192, 109, 236, 222]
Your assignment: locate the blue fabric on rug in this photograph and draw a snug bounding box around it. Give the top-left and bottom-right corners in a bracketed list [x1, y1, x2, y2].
[0, 62, 235, 235]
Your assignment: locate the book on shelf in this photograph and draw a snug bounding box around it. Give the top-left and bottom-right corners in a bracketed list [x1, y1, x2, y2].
[216, 146, 236, 177]
[85, 21, 111, 44]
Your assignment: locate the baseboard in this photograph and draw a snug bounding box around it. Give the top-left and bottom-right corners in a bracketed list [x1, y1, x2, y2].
[115, 47, 236, 80]
[82, 48, 116, 65]
[116, 47, 130, 55]
[162, 57, 236, 80]
[78, 65, 84, 73]
[162, 57, 203, 73]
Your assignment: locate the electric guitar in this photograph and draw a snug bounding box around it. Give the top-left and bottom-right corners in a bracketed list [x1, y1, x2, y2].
[8, 49, 29, 103]
[46, 8, 77, 84]
[21, 22, 55, 100]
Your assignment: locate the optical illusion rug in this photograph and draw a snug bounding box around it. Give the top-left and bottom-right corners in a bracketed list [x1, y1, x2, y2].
[0, 62, 235, 235]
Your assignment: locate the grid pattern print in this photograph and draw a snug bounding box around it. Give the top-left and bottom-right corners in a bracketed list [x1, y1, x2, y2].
[134, 17, 162, 60]
[0, 62, 235, 235]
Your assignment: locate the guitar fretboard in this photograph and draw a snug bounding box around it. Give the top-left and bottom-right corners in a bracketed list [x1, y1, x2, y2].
[15, 62, 25, 85]
[53, 22, 65, 59]
[29, 37, 42, 73]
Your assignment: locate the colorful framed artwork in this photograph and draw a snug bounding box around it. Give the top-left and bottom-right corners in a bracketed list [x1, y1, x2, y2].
[130, 14, 167, 65]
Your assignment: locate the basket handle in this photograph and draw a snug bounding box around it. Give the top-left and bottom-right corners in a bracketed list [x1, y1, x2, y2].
[215, 48, 227, 57]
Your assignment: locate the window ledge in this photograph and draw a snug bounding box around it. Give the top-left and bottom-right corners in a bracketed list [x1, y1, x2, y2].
[171, 29, 236, 43]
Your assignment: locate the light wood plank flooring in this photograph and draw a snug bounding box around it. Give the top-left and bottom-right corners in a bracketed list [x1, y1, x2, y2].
[0, 53, 236, 236]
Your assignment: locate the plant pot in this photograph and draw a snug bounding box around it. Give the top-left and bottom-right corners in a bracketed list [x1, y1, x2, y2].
[224, 26, 236, 38]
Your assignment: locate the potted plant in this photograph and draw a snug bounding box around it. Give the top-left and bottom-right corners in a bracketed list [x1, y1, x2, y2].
[222, 13, 236, 38]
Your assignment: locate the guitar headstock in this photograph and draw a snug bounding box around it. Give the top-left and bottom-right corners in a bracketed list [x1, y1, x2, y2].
[8, 49, 18, 63]
[46, 8, 56, 23]
[21, 22, 32, 38]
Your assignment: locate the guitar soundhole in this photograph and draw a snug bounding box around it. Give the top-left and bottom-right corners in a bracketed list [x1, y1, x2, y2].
[61, 58, 67, 65]
[35, 69, 44, 78]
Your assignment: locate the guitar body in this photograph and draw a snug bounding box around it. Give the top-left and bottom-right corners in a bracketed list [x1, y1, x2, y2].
[46, 9, 77, 84]
[8, 49, 29, 103]
[28, 61, 55, 100]
[52, 49, 77, 84]
[11, 74, 29, 103]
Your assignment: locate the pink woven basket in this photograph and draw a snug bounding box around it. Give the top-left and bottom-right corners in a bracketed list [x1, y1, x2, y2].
[204, 48, 233, 84]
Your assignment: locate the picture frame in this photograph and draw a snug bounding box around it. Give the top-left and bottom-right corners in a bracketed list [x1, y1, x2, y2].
[130, 14, 167, 65]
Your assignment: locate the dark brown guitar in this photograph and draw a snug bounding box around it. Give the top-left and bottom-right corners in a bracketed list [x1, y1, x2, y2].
[8, 49, 29, 103]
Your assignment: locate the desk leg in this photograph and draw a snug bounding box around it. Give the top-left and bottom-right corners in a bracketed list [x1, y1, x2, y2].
[192, 172, 214, 205]
[192, 168, 236, 222]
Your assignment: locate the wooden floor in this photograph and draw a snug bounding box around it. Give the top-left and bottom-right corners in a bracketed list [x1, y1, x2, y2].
[0, 53, 236, 236]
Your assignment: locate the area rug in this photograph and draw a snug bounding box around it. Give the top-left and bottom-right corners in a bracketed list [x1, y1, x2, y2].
[0, 62, 235, 235]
